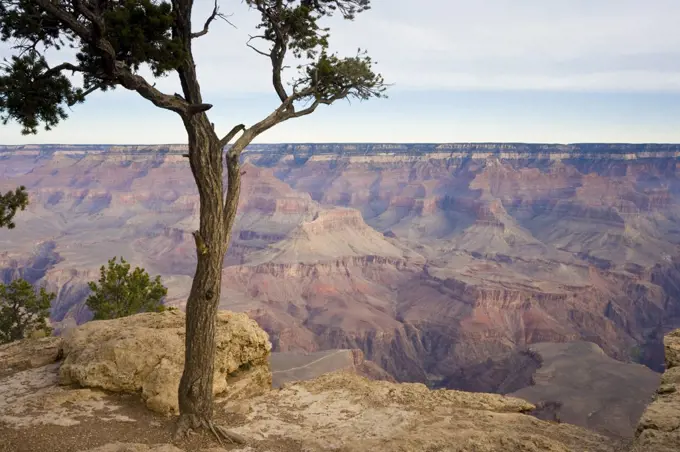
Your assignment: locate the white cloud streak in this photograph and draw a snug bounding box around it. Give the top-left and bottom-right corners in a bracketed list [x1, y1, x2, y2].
[43, 0, 677, 96]
[2, 0, 680, 143]
[2, 1, 679, 94]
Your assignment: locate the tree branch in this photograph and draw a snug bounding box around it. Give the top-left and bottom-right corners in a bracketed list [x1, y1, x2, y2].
[262, 5, 288, 103]
[33, 0, 190, 115]
[0, 186, 29, 230]
[33, 0, 93, 39]
[73, 0, 104, 29]
[291, 89, 350, 118]
[231, 85, 313, 145]
[42, 62, 84, 78]
[246, 35, 271, 57]
[113, 62, 189, 114]
[219, 124, 246, 148]
[172, 0, 204, 107]
[222, 150, 241, 239]
[68, 83, 104, 106]
[191, 0, 235, 39]
[271, 39, 288, 103]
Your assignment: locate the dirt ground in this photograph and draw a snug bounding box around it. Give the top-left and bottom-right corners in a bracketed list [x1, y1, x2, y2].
[0, 391, 305, 452]
[1, 392, 209, 452]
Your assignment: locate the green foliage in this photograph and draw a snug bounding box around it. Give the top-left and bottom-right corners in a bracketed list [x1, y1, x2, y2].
[0, 0, 385, 133]
[86, 256, 168, 321]
[248, 0, 370, 59]
[0, 0, 184, 133]
[0, 53, 85, 134]
[0, 278, 54, 344]
[76, 0, 185, 78]
[246, 0, 386, 105]
[0, 0, 65, 48]
[0, 185, 29, 229]
[303, 50, 386, 101]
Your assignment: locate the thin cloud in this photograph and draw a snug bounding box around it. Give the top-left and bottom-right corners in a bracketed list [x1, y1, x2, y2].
[2, 0, 680, 143]
[1, 1, 678, 93]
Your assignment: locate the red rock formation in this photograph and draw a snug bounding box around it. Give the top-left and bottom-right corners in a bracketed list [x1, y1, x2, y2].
[2, 148, 680, 387]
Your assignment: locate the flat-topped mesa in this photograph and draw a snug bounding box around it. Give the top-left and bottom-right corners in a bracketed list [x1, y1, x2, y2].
[299, 209, 368, 235]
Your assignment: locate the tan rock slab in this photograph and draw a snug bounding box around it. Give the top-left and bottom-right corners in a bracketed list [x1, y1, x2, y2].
[0, 336, 63, 378]
[219, 371, 615, 452]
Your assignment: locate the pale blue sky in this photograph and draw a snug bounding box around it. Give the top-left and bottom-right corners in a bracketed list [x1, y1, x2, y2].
[2, 0, 680, 144]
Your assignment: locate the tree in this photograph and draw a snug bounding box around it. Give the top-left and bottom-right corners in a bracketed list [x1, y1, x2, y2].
[0, 185, 28, 229]
[0, 0, 386, 440]
[86, 256, 168, 320]
[0, 278, 54, 344]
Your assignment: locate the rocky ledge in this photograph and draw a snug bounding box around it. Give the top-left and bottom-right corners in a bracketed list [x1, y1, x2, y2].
[0, 312, 646, 451]
[631, 329, 680, 451]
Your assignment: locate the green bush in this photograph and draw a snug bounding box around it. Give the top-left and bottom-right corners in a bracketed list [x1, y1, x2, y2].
[86, 257, 168, 320]
[0, 186, 29, 230]
[0, 278, 54, 344]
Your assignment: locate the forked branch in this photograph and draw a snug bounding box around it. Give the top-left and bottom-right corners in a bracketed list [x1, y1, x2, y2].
[220, 124, 246, 147]
[292, 88, 351, 117]
[246, 35, 271, 57]
[191, 0, 235, 38]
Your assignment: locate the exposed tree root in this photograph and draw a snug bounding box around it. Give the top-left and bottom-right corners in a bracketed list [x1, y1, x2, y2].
[174, 413, 247, 447]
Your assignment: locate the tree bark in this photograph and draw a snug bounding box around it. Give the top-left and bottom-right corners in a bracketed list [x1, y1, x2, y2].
[176, 113, 231, 428]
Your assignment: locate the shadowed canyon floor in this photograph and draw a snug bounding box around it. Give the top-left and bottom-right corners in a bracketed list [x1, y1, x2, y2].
[444, 341, 660, 438]
[3, 143, 680, 439]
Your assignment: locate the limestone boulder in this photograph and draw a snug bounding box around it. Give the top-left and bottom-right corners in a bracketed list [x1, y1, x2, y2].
[59, 310, 271, 415]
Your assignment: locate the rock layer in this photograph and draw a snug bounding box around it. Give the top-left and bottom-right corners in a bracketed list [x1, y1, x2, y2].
[3, 144, 680, 399]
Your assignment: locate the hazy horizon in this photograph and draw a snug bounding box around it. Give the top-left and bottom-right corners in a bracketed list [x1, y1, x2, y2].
[6, 140, 680, 147]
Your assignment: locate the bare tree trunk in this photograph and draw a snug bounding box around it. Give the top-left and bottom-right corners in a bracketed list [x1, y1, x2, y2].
[176, 113, 234, 430]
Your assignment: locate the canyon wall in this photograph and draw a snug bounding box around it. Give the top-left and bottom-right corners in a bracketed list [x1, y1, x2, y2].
[2, 143, 680, 388]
